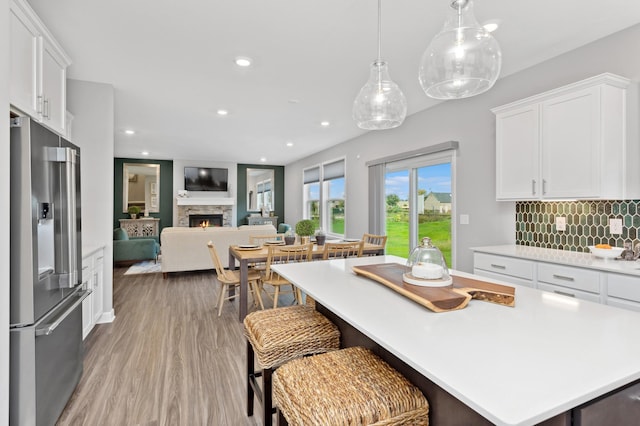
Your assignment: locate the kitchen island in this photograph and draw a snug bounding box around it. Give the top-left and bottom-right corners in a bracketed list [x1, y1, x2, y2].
[272, 255, 640, 426]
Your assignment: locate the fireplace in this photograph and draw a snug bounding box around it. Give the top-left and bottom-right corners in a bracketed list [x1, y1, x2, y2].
[189, 214, 223, 228]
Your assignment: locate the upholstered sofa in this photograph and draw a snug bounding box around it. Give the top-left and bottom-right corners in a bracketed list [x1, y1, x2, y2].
[113, 228, 161, 265]
[160, 224, 276, 276]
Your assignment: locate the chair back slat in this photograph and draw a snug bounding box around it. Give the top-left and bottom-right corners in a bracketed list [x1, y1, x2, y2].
[207, 241, 233, 281]
[362, 233, 387, 255]
[322, 241, 362, 260]
[264, 243, 313, 280]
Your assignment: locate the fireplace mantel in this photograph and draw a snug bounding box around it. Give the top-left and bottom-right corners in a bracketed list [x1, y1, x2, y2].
[176, 197, 234, 206]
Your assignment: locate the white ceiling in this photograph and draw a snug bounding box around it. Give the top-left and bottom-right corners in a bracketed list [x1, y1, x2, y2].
[28, 0, 640, 165]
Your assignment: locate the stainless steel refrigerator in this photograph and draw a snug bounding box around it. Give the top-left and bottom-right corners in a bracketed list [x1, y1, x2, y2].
[9, 117, 90, 426]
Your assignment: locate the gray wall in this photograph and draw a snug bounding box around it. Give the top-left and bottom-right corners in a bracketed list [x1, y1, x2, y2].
[1, 0, 9, 422]
[284, 24, 640, 273]
[67, 79, 116, 322]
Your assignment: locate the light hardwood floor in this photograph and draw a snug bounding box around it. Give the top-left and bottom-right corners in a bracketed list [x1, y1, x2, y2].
[57, 267, 272, 426]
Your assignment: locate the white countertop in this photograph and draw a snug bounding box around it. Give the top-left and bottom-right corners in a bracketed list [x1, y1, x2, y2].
[472, 244, 640, 276]
[272, 255, 640, 426]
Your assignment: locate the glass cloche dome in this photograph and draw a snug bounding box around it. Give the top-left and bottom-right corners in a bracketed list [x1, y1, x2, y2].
[403, 237, 453, 287]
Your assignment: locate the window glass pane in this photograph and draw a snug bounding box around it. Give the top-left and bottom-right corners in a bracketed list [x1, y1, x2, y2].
[326, 177, 345, 235]
[417, 163, 452, 267]
[304, 182, 320, 229]
[385, 170, 410, 257]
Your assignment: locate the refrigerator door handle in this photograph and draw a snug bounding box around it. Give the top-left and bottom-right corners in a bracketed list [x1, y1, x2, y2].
[47, 147, 80, 288]
[35, 289, 91, 336]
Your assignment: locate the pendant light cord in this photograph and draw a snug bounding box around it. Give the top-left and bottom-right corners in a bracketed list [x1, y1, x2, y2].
[377, 0, 381, 62]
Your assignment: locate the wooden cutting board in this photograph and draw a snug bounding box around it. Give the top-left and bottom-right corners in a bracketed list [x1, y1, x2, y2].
[352, 263, 515, 313]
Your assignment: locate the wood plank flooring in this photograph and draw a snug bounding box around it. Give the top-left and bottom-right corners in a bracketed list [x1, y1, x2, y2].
[57, 267, 275, 426]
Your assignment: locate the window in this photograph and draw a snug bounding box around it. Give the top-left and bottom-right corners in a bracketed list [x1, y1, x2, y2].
[303, 158, 346, 237]
[368, 142, 457, 266]
[303, 166, 320, 230]
[385, 160, 452, 266]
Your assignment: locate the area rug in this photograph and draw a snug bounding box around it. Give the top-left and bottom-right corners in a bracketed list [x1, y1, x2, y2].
[124, 258, 162, 275]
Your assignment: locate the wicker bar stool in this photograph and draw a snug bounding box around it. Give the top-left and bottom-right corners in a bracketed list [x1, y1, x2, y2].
[272, 346, 430, 426]
[244, 305, 341, 426]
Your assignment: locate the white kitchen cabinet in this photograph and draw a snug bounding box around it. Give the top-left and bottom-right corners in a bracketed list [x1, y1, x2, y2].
[473, 252, 535, 287]
[606, 273, 640, 312]
[9, 0, 71, 136]
[82, 247, 105, 339]
[495, 104, 540, 200]
[492, 73, 633, 201]
[537, 262, 601, 303]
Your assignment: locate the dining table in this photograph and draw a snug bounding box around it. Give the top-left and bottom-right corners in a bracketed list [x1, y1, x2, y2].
[228, 240, 384, 321]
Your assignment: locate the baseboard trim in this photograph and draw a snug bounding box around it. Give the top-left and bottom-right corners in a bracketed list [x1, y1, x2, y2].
[97, 309, 116, 323]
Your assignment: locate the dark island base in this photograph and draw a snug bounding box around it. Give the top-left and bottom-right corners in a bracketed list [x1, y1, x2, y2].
[316, 303, 640, 426]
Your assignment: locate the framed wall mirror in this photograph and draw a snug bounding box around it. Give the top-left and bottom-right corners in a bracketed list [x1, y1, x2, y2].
[246, 168, 274, 212]
[123, 163, 161, 213]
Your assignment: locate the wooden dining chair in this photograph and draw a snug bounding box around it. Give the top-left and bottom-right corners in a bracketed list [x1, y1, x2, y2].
[261, 243, 313, 308]
[360, 233, 388, 256]
[322, 241, 363, 260]
[207, 241, 264, 316]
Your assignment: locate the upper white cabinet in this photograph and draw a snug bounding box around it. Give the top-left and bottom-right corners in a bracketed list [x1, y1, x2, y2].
[492, 73, 632, 201]
[9, 0, 71, 136]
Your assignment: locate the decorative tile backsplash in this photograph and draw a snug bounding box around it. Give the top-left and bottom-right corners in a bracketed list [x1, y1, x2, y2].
[515, 200, 640, 252]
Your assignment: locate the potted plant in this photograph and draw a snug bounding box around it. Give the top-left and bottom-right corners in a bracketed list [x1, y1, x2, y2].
[295, 219, 315, 244]
[315, 228, 326, 246]
[284, 229, 296, 245]
[127, 205, 141, 219]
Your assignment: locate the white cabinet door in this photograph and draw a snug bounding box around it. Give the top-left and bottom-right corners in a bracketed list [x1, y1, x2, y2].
[9, 0, 70, 135]
[81, 258, 94, 340]
[492, 73, 630, 201]
[92, 253, 104, 324]
[41, 37, 68, 135]
[495, 105, 540, 200]
[541, 87, 600, 198]
[9, 1, 40, 118]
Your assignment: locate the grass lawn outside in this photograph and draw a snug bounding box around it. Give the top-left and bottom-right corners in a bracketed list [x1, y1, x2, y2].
[384, 212, 452, 267]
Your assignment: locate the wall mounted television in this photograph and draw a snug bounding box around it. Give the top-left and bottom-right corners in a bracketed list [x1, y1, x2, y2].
[184, 167, 228, 192]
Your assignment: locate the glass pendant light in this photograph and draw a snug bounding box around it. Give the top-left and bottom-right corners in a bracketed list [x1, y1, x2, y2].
[419, 0, 502, 100]
[353, 0, 407, 130]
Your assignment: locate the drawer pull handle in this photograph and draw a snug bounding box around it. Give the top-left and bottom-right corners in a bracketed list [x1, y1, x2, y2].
[554, 290, 576, 298]
[553, 274, 575, 282]
[490, 264, 506, 270]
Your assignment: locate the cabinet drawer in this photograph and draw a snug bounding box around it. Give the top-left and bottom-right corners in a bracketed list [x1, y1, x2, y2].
[538, 282, 601, 303]
[473, 253, 534, 280]
[537, 263, 600, 294]
[607, 273, 640, 303]
[473, 269, 535, 288]
[606, 297, 640, 312]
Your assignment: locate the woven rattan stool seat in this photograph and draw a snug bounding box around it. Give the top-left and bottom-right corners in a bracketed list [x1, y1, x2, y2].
[244, 305, 340, 369]
[244, 305, 341, 425]
[273, 346, 429, 426]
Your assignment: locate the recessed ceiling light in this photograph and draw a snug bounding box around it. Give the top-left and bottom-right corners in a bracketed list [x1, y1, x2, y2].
[320, 121, 330, 127]
[235, 56, 252, 67]
[125, 129, 135, 135]
[482, 19, 501, 33]
[286, 142, 294, 147]
[217, 109, 229, 116]
[260, 157, 267, 162]
[141, 151, 149, 156]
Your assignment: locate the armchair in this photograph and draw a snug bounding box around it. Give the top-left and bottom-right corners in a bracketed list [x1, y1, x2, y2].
[113, 228, 160, 265]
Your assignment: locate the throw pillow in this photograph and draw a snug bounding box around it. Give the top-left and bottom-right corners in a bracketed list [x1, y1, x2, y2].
[113, 228, 129, 241]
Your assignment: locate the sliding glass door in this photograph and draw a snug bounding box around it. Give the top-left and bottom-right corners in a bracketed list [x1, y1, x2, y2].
[385, 157, 453, 266]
